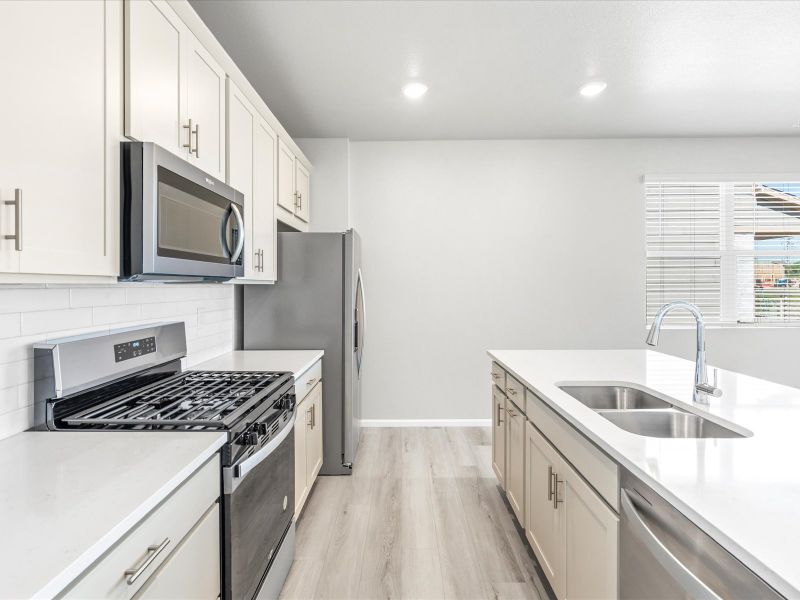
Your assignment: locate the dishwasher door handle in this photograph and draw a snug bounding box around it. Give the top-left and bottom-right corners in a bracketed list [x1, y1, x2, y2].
[620, 489, 722, 600]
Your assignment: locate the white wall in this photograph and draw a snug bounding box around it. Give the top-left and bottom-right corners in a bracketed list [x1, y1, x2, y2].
[349, 138, 800, 421]
[296, 138, 351, 232]
[0, 284, 234, 439]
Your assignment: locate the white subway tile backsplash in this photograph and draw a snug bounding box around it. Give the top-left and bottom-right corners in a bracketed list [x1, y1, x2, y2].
[0, 313, 21, 339]
[0, 283, 234, 440]
[70, 287, 127, 308]
[21, 308, 94, 336]
[0, 288, 69, 314]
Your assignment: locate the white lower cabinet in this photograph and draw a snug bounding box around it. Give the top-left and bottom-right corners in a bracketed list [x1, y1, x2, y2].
[525, 420, 619, 600]
[294, 361, 324, 518]
[492, 363, 619, 600]
[64, 456, 220, 599]
[134, 504, 220, 600]
[505, 398, 525, 524]
[492, 386, 506, 489]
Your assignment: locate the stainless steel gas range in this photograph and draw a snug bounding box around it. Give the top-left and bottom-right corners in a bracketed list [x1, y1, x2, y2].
[33, 322, 296, 600]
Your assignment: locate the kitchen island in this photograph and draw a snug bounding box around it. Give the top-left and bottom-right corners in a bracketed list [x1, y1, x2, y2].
[489, 349, 800, 599]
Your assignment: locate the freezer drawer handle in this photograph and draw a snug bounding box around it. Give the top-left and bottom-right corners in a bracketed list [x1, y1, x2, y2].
[621, 489, 721, 600]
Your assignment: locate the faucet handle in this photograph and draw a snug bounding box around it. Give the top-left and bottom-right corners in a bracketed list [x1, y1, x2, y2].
[696, 368, 723, 398]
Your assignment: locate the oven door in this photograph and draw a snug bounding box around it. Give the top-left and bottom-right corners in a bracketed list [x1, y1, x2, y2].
[128, 142, 244, 280]
[222, 416, 295, 600]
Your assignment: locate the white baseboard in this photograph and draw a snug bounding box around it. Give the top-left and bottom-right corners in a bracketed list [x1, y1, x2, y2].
[360, 419, 491, 428]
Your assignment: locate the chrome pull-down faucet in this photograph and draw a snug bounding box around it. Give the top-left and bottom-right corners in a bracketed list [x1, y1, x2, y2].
[645, 301, 722, 404]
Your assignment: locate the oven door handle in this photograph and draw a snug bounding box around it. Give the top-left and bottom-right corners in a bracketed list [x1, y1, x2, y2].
[224, 413, 294, 494]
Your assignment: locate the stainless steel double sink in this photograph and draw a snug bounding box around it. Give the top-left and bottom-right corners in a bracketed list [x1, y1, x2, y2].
[557, 385, 745, 438]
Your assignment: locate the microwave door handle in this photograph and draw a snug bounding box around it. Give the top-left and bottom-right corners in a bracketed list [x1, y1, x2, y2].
[220, 208, 233, 258]
[229, 203, 245, 264]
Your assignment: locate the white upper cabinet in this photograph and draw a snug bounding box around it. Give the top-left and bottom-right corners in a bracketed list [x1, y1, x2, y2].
[125, 0, 226, 180]
[227, 80, 277, 282]
[186, 34, 226, 179]
[276, 139, 311, 232]
[125, 0, 185, 156]
[0, 0, 119, 278]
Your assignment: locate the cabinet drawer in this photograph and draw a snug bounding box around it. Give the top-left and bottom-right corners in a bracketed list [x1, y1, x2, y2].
[526, 390, 618, 510]
[491, 362, 506, 390]
[134, 503, 220, 600]
[504, 373, 524, 405]
[295, 359, 322, 402]
[64, 455, 220, 599]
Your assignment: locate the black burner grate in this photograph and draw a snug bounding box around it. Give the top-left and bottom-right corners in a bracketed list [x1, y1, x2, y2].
[62, 371, 291, 430]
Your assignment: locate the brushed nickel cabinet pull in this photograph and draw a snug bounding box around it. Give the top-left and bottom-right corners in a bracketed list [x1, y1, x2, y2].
[553, 474, 563, 509]
[194, 122, 200, 158]
[4, 188, 22, 251]
[547, 466, 554, 501]
[124, 537, 170, 585]
[496, 402, 503, 424]
[506, 387, 517, 396]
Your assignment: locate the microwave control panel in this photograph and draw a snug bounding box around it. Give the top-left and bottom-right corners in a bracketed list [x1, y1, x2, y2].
[114, 336, 157, 362]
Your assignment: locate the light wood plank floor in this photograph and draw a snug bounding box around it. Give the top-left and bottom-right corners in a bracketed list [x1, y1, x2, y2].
[280, 427, 551, 600]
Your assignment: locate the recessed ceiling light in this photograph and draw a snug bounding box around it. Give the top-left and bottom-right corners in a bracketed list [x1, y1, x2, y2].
[402, 82, 428, 99]
[579, 81, 607, 98]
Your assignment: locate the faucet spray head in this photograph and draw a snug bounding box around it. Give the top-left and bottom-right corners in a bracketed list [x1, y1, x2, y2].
[645, 322, 660, 346]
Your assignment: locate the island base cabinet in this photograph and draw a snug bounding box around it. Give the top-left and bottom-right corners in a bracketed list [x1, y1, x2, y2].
[505, 398, 525, 525]
[526, 422, 565, 598]
[134, 504, 220, 600]
[525, 421, 618, 600]
[492, 386, 506, 489]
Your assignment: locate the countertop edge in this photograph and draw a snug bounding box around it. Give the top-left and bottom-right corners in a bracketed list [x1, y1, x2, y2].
[486, 350, 797, 599]
[292, 350, 325, 379]
[33, 433, 228, 599]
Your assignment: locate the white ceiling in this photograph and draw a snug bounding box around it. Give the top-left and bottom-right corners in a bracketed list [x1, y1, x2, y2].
[190, 0, 800, 140]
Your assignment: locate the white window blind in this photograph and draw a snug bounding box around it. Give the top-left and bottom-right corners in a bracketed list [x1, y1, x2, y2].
[646, 181, 800, 325]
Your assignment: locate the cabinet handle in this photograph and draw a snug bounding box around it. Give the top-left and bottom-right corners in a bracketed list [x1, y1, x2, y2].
[496, 402, 503, 424]
[194, 122, 200, 158]
[547, 466, 554, 501]
[260, 249, 265, 271]
[306, 377, 317, 387]
[124, 538, 170, 585]
[4, 188, 22, 251]
[294, 191, 300, 210]
[182, 119, 194, 154]
[312, 403, 316, 428]
[491, 372, 500, 379]
[506, 406, 516, 417]
[553, 474, 563, 509]
[306, 407, 312, 427]
[506, 387, 517, 396]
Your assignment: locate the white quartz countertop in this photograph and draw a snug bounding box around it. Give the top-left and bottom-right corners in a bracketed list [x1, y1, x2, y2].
[488, 349, 800, 598]
[0, 431, 226, 599]
[194, 350, 324, 377]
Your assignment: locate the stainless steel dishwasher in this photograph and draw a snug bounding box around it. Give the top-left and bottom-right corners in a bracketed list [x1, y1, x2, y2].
[620, 470, 784, 600]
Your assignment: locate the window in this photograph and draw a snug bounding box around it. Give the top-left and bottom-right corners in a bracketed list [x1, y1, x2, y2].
[646, 179, 800, 325]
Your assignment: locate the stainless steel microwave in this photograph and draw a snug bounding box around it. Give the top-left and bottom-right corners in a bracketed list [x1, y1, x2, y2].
[120, 142, 244, 281]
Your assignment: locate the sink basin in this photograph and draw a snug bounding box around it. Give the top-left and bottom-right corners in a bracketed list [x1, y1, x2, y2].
[597, 410, 745, 438]
[558, 385, 672, 410]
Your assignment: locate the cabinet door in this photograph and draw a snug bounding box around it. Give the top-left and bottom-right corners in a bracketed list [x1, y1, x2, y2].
[0, 0, 117, 276]
[125, 0, 186, 157]
[306, 382, 324, 484]
[277, 138, 296, 213]
[562, 461, 619, 600]
[186, 34, 226, 180]
[294, 396, 309, 518]
[526, 422, 565, 599]
[505, 399, 525, 525]
[295, 161, 310, 222]
[227, 81, 257, 279]
[134, 504, 220, 600]
[492, 387, 506, 489]
[252, 116, 278, 280]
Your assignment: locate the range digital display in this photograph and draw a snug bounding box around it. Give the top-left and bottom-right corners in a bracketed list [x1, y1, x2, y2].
[114, 336, 156, 362]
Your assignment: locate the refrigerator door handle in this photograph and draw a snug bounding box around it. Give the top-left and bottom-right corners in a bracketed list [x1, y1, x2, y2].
[355, 268, 365, 373]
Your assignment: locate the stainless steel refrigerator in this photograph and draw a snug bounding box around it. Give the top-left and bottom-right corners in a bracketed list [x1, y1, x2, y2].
[242, 229, 364, 475]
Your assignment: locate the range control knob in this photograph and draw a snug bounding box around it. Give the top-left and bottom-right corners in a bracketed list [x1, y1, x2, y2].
[255, 422, 269, 436]
[241, 430, 259, 446]
[279, 393, 296, 411]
